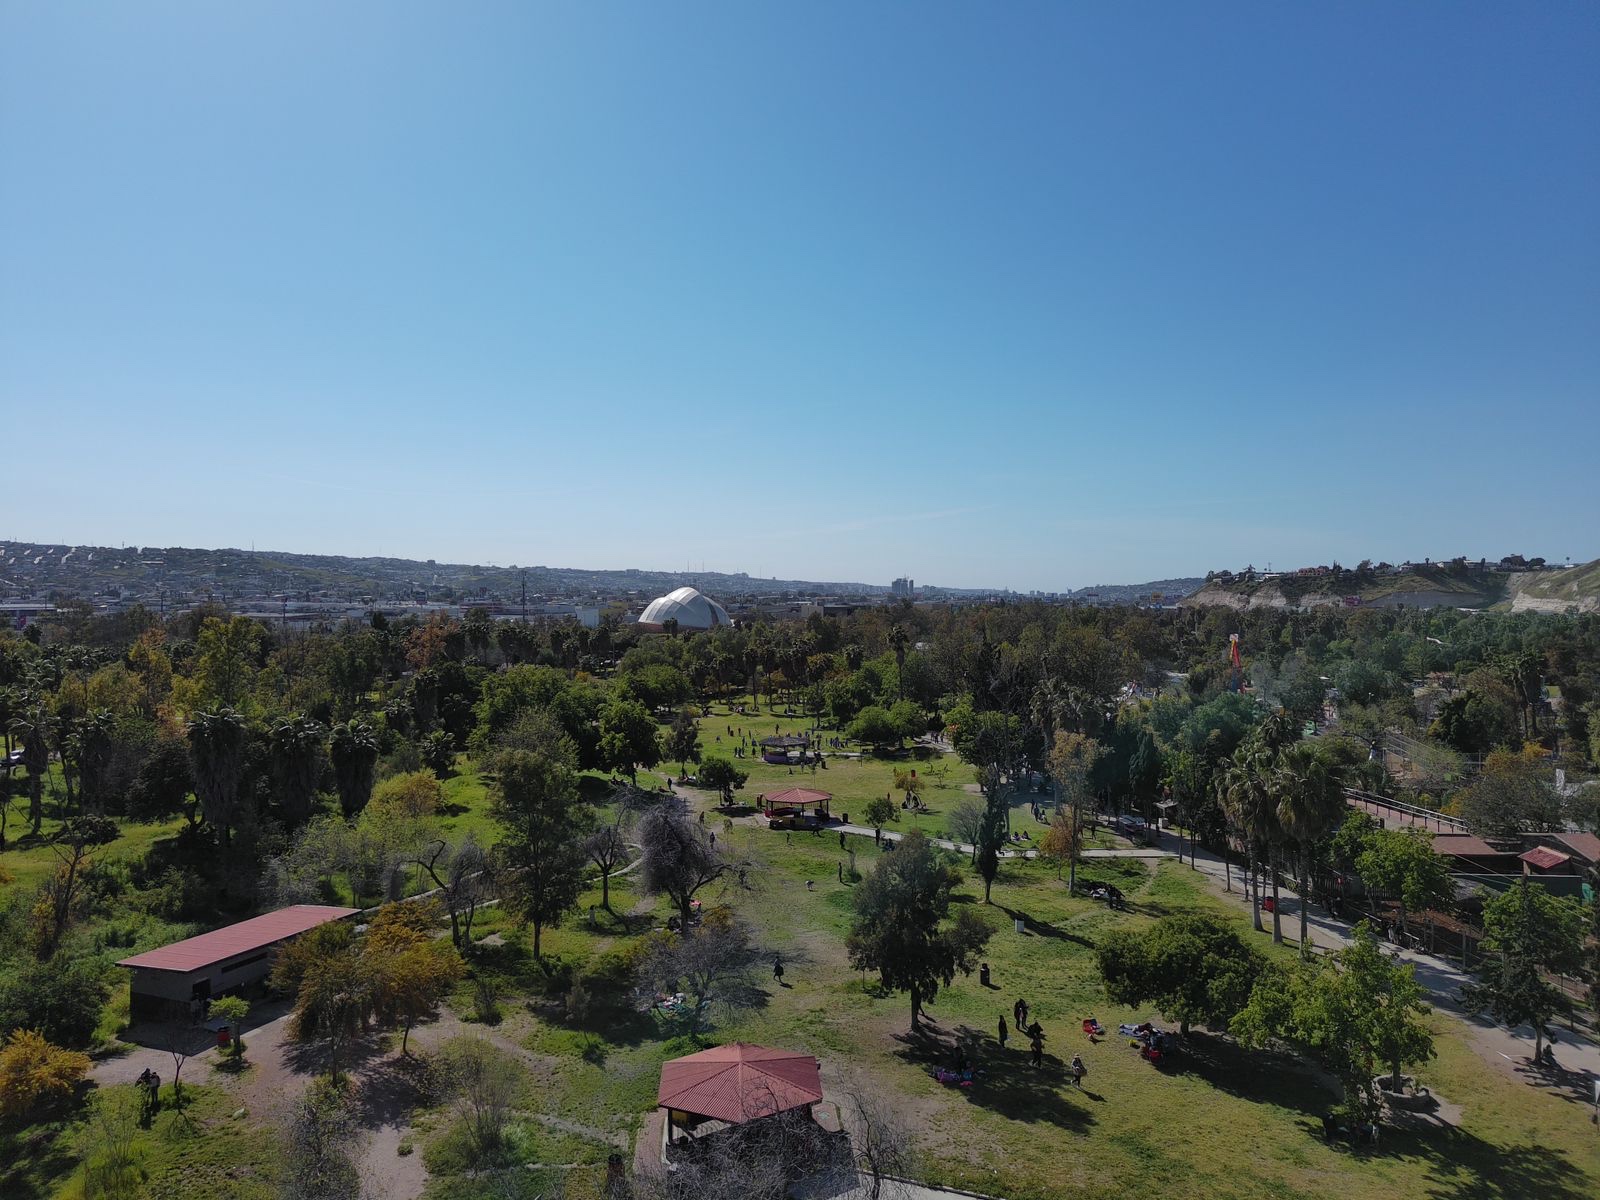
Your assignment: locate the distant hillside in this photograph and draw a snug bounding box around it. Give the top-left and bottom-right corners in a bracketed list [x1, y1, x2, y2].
[0, 540, 920, 604]
[1066, 578, 1204, 604]
[1181, 562, 1519, 612]
[1508, 560, 1600, 613]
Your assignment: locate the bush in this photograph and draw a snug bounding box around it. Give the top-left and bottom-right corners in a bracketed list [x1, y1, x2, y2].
[0, 1029, 90, 1118]
[369, 771, 444, 819]
[0, 951, 109, 1049]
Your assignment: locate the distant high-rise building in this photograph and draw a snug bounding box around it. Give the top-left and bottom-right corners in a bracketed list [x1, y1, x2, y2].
[890, 577, 915, 597]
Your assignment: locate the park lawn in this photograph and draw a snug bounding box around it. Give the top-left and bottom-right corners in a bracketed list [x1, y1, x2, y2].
[450, 819, 1600, 1200]
[3, 1082, 279, 1200]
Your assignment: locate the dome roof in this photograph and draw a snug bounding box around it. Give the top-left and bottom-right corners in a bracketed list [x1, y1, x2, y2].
[636, 586, 730, 632]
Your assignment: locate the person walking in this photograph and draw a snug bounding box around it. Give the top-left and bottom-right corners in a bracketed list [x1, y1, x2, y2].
[1029, 1029, 1044, 1068]
[1070, 1054, 1086, 1087]
[773, 953, 785, 985]
[998, 1015, 1009, 1049]
[1014, 998, 1028, 1029]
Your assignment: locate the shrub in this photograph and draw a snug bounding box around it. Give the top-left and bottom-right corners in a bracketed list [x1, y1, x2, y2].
[0, 1029, 90, 1118]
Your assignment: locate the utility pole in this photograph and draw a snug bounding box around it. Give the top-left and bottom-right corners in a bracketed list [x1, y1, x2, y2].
[520, 570, 528, 623]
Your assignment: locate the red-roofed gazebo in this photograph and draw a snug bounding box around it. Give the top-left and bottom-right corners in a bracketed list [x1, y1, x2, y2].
[657, 1043, 823, 1144]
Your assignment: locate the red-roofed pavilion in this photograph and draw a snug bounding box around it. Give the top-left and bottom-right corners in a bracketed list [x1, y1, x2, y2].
[657, 1043, 823, 1146]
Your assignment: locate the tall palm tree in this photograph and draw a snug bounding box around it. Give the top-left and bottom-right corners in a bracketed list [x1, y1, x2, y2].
[888, 625, 910, 701]
[1273, 741, 1348, 957]
[188, 707, 252, 850]
[1220, 743, 1277, 935]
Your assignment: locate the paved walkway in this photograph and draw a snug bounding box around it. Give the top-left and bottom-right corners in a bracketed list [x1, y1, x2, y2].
[1159, 828, 1600, 1094]
[832, 823, 1174, 861]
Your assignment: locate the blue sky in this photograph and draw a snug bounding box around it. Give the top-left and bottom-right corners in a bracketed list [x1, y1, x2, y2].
[2, 3, 1596, 591]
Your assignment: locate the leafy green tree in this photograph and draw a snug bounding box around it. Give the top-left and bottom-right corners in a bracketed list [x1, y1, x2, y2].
[848, 706, 902, 749]
[1462, 878, 1587, 1059]
[696, 755, 747, 805]
[599, 696, 662, 783]
[328, 720, 378, 819]
[1233, 925, 1434, 1119]
[954, 710, 1023, 904]
[492, 729, 587, 962]
[0, 951, 108, 1048]
[208, 995, 250, 1058]
[1355, 827, 1453, 940]
[847, 829, 993, 1029]
[1097, 914, 1267, 1034]
[668, 710, 701, 773]
[1458, 747, 1564, 836]
[271, 922, 370, 1083]
[863, 794, 897, 837]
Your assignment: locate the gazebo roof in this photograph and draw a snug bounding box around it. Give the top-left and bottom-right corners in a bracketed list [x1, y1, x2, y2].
[765, 788, 831, 807]
[760, 735, 810, 748]
[657, 1043, 823, 1124]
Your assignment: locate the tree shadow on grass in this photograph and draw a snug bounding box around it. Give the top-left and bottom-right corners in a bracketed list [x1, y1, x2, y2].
[281, 1028, 390, 1079]
[1177, 1031, 1338, 1118]
[349, 1052, 432, 1129]
[1394, 1129, 1595, 1200]
[1505, 1051, 1600, 1105]
[887, 1017, 1095, 1133]
[995, 903, 1096, 950]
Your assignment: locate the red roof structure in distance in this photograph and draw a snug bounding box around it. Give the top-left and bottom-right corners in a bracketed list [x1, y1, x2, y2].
[116, 904, 359, 973]
[657, 1042, 823, 1124]
[763, 788, 832, 807]
[1518, 846, 1571, 872]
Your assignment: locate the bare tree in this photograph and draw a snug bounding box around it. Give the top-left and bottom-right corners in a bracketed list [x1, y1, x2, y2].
[639, 909, 767, 1038]
[947, 797, 984, 864]
[634, 1106, 847, 1200]
[585, 822, 629, 915]
[637, 798, 737, 930]
[412, 834, 491, 950]
[278, 1079, 362, 1200]
[439, 1034, 521, 1161]
[839, 1077, 919, 1200]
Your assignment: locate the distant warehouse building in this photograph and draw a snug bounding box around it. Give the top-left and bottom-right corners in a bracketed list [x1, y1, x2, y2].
[116, 904, 359, 1021]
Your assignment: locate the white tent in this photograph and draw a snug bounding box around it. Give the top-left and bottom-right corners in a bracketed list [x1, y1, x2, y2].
[636, 586, 731, 632]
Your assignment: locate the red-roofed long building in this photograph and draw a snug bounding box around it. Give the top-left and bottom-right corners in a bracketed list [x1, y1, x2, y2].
[117, 904, 359, 1020]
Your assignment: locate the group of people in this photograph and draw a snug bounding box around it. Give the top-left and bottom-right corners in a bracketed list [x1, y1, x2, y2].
[995, 997, 1052, 1068]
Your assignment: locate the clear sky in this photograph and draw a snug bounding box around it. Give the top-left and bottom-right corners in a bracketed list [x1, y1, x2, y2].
[2, 3, 1596, 591]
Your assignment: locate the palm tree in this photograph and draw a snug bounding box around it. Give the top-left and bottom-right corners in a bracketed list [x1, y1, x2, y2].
[329, 719, 379, 819]
[888, 626, 910, 702]
[1220, 743, 1277, 935]
[270, 715, 327, 826]
[1273, 741, 1347, 957]
[188, 708, 252, 850]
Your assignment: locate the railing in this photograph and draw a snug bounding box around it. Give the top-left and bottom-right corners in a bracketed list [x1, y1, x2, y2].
[1345, 788, 1468, 833]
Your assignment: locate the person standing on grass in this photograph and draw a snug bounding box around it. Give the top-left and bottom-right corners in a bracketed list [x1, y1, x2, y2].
[1070, 1054, 1086, 1087]
[1029, 1030, 1044, 1068]
[998, 1015, 1008, 1049]
[773, 953, 785, 984]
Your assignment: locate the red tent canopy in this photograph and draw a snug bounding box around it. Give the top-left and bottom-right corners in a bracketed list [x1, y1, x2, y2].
[764, 788, 831, 808]
[657, 1042, 823, 1124]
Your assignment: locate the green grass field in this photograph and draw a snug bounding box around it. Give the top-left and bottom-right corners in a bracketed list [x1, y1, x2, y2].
[10, 702, 1600, 1200]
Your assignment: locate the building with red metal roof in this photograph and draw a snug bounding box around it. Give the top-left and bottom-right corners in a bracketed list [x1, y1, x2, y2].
[657, 1042, 824, 1152]
[117, 904, 359, 1021]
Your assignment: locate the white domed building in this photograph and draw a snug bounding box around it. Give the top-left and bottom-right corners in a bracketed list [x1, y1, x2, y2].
[635, 586, 731, 633]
